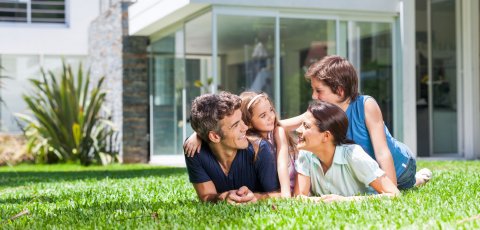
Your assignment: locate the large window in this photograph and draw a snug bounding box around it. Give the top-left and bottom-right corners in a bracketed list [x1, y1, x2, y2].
[0, 0, 66, 24]
[150, 13, 212, 156]
[279, 18, 336, 118]
[416, 0, 458, 156]
[150, 30, 184, 155]
[217, 14, 276, 100]
[149, 9, 397, 156]
[349, 22, 394, 132]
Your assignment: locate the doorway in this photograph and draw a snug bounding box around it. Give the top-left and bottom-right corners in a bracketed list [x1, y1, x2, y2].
[415, 0, 460, 157]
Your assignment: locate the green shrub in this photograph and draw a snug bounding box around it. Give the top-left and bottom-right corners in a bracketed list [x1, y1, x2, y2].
[16, 63, 119, 166]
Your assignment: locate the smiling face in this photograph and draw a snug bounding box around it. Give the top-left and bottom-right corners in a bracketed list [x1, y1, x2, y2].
[296, 111, 326, 152]
[217, 109, 249, 150]
[249, 97, 276, 137]
[310, 78, 343, 106]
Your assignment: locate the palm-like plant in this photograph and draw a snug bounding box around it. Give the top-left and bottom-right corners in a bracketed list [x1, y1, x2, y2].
[17, 63, 118, 165]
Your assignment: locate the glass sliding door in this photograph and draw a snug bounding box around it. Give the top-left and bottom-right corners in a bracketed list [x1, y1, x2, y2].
[150, 30, 185, 155]
[416, 0, 458, 156]
[346, 21, 394, 131]
[150, 12, 212, 157]
[279, 18, 336, 118]
[185, 12, 213, 147]
[430, 0, 458, 155]
[216, 14, 276, 100]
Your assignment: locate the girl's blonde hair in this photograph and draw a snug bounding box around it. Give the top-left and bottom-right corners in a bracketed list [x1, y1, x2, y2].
[239, 91, 297, 155]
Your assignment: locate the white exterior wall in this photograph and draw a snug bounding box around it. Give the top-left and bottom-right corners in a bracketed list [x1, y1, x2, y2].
[0, 0, 99, 55]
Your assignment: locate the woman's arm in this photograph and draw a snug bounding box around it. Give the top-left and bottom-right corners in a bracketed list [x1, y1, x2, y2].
[293, 172, 310, 196]
[369, 174, 400, 197]
[274, 126, 292, 197]
[294, 173, 326, 202]
[279, 112, 307, 132]
[313, 175, 400, 203]
[364, 98, 397, 185]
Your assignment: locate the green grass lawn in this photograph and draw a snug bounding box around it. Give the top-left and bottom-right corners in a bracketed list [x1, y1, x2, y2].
[1, 161, 479, 229]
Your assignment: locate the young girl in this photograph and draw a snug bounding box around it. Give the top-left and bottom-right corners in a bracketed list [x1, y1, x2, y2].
[184, 92, 297, 197]
[294, 101, 400, 201]
[283, 55, 431, 190]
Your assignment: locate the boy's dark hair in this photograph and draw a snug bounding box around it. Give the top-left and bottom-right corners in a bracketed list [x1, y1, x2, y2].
[190, 91, 241, 142]
[305, 55, 359, 102]
[308, 101, 354, 146]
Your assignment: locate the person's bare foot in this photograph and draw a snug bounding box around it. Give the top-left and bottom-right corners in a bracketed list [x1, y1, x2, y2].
[415, 168, 432, 186]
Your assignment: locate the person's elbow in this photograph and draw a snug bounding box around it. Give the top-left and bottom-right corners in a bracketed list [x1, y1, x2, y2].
[381, 187, 400, 198]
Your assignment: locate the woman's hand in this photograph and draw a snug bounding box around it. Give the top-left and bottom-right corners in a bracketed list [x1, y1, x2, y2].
[320, 194, 349, 203]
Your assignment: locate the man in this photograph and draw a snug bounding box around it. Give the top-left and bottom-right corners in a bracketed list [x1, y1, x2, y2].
[185, 92, 280, 204]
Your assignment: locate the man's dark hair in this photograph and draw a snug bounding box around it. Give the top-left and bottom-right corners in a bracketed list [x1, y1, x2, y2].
[305, 55, 359, 102]
[190, 91, 242, 142]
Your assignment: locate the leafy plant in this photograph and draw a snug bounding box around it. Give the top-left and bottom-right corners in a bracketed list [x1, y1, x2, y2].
[16, 63, 119, 165]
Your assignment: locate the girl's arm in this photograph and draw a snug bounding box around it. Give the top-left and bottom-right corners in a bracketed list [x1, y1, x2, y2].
[364, 98, 397, 185]
[279, 112, 307, 132]
[183, 132, 202, 157]
[274, 126, 292, 197]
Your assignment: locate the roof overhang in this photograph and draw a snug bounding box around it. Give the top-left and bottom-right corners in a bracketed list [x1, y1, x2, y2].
[129, 0, 400, 36]
[129, 0, 209, 36]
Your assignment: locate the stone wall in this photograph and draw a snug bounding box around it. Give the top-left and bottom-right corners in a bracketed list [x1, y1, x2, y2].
[88, 1, 149, 163]
[122, 36, 149, 163]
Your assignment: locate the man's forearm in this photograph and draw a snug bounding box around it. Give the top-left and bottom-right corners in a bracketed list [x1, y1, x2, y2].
[199, 191, 229, 203]
[254, 191, 281, 200]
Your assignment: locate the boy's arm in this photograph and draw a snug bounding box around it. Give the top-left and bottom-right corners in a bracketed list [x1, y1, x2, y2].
[364, 98, 397, 185]
[274, 126, 292, 197]
[279, 112, 307, 132]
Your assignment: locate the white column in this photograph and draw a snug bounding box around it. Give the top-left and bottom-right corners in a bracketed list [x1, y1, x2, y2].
[399, 0, 417, 156]
[461, 0, 480, 159]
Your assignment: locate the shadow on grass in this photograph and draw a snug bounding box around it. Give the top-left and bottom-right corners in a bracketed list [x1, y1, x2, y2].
[0, 167, 187, 188]
[0, 197, 206, 228]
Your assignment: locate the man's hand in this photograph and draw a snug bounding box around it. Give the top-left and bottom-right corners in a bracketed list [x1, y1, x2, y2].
[219, 186, 257, 204]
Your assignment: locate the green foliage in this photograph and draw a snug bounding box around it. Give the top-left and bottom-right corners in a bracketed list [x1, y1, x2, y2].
[16, 63, 118, 166]
[0, 161, 479, 229]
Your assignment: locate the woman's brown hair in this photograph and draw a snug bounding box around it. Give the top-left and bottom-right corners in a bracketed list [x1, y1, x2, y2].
[308, 100, 354, 146]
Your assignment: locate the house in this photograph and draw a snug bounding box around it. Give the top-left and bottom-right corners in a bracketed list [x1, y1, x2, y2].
[120, 0, 480, 164]
[2, 0, 479, 165]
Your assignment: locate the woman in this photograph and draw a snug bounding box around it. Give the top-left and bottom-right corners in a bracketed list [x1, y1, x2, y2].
[294, 101, 399, 202]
